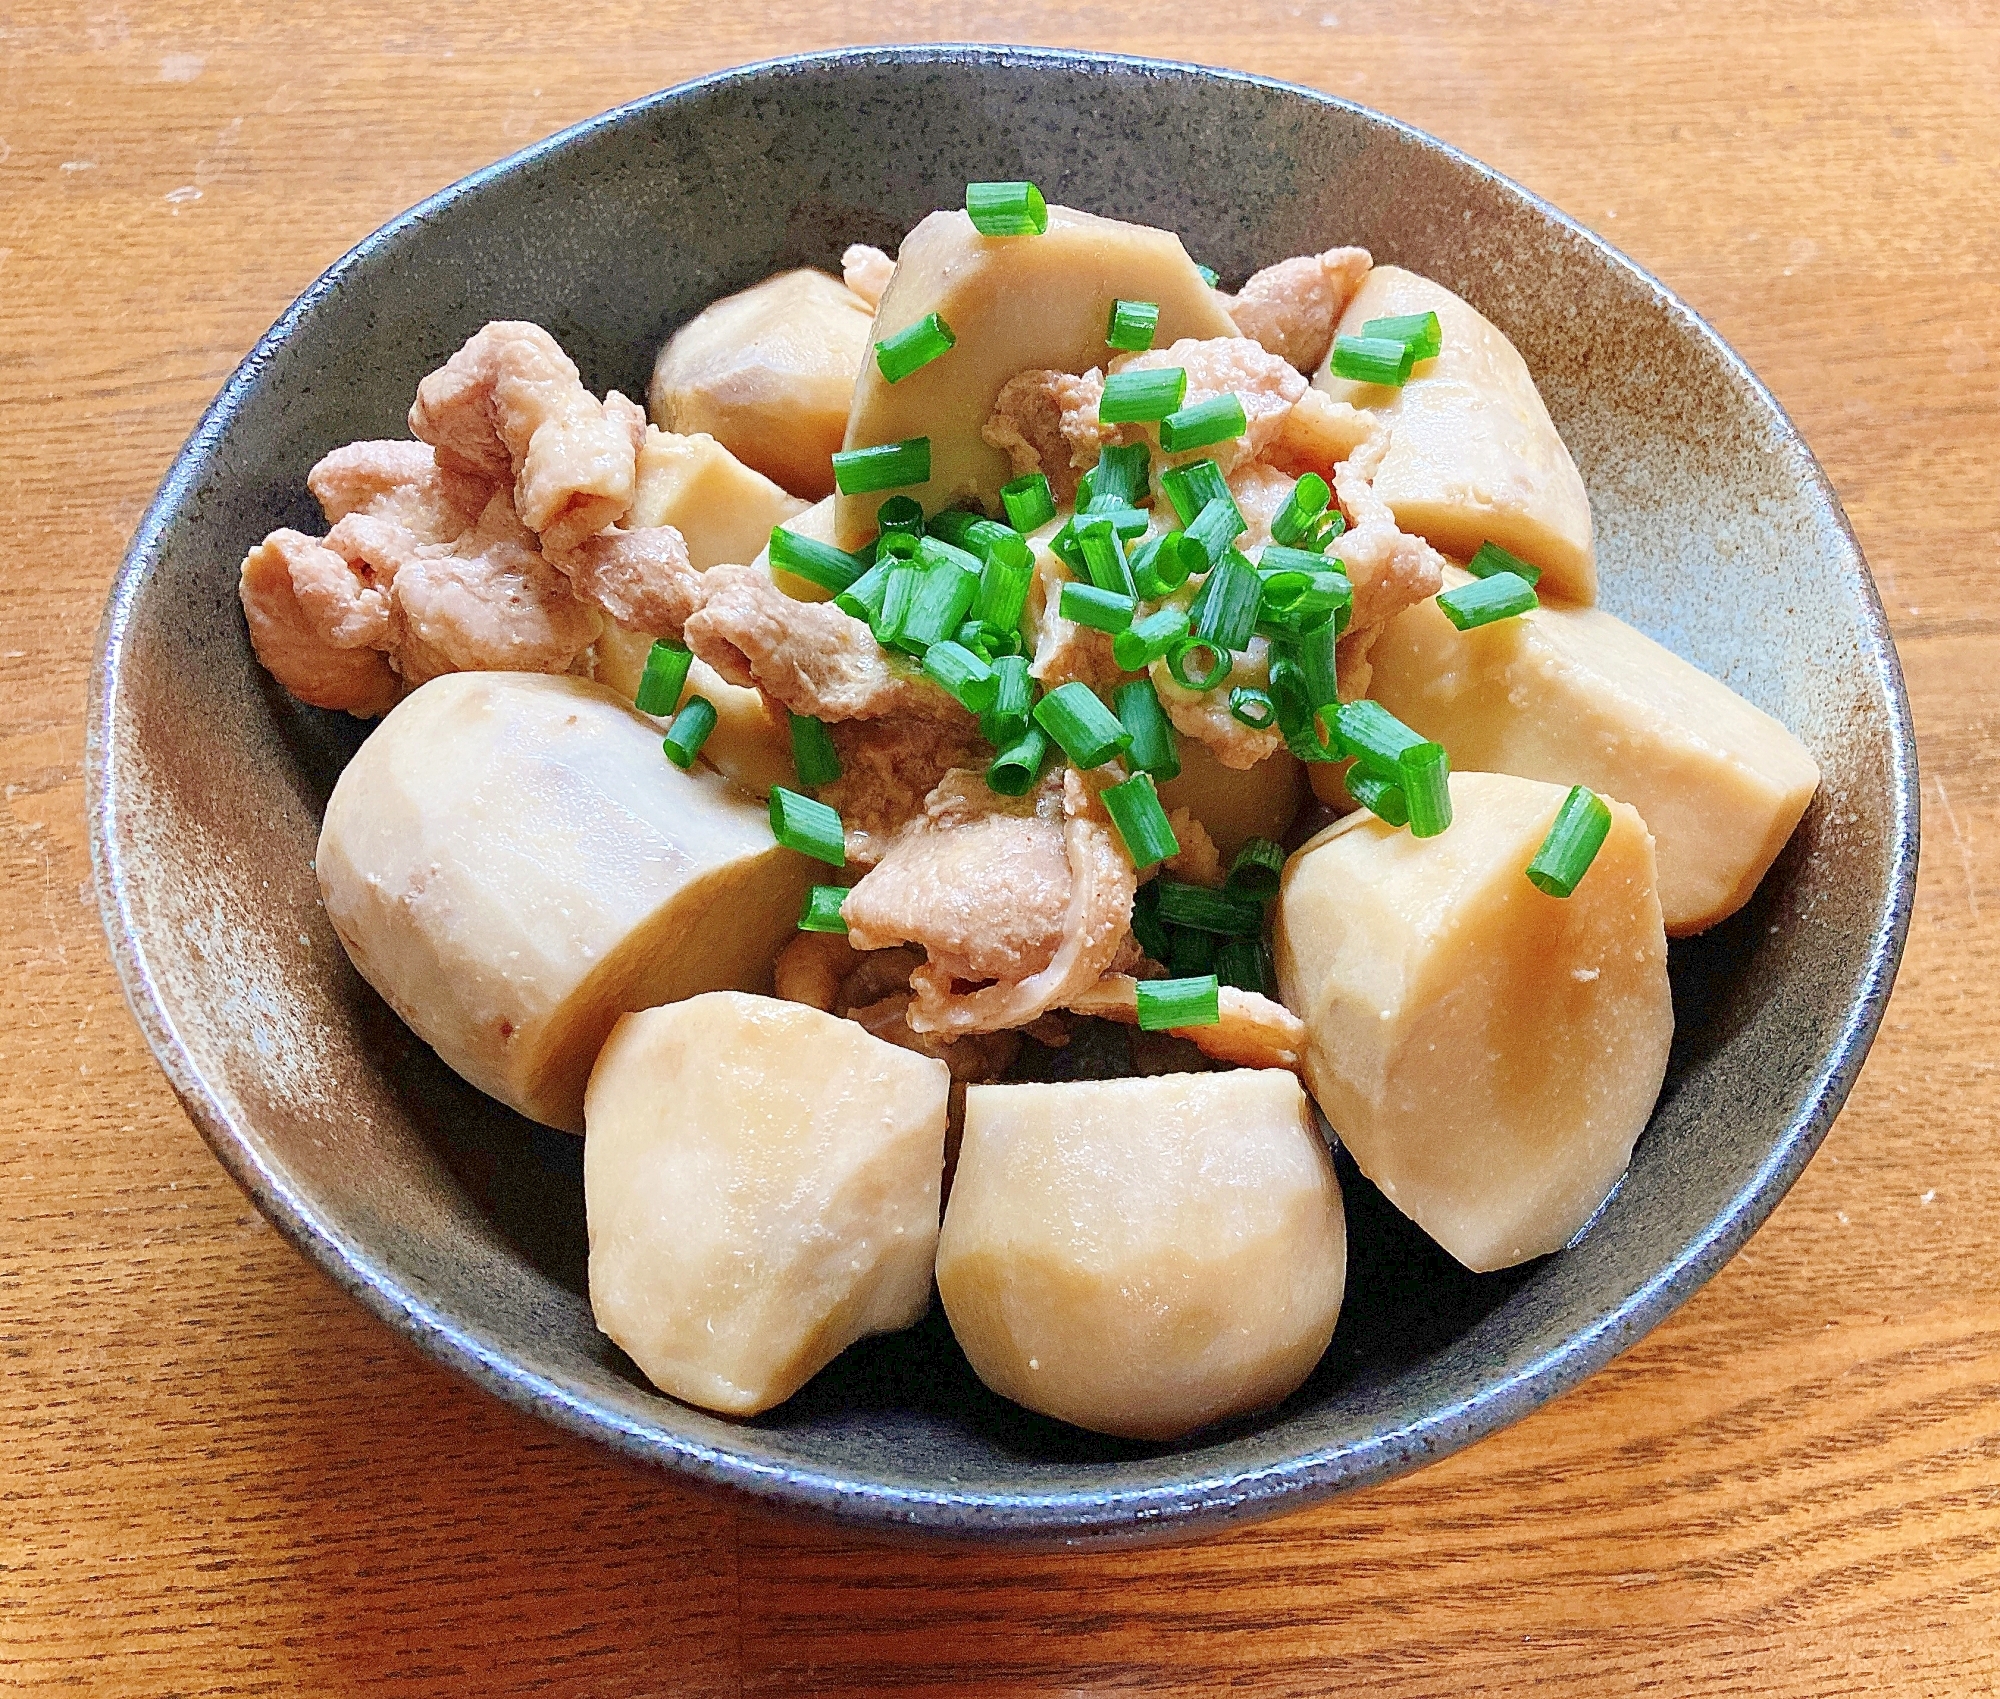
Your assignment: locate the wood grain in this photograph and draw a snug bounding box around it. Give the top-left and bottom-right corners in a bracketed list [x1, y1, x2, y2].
[4, 0, 1999, 1691]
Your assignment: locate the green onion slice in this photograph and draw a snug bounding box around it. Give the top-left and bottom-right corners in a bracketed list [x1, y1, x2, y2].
[1100, 366, 1188, 424]
[790, 712, 842, 788]
[1193, 263, 1221, 289]
[922, 639, 1000, 713]
[1466, 539, 1543, 587]
[1225, 836, 1286, 900]
[1361, 310, 1442, 362]
[984, 654, 1033, 744]
[1167, 924, 1217, 977]
[1107, 298, 1159, 352]
[874, 312, 956, 383]
[769, 786, 847, 866]
[918, 534, 984, 577]
[1076, 518, 1135, 596]
[978, 553, 1033, 634]
[1000, 471, 1057, 534]
[1137, 973, 1222, 1030]
[1032, 680, 1131, 769]
[1060, 581, 1136, 635]
[1166, 636, 1230, 692]
[1130, 885, 1171, 963]
[662, 696, 718, 770]
[871, 563, 920, 647]
[1112, 606, 1190, 673]
[1269, 473, 1332, 549]
[965, 180, 1049, 236]
[1128, 532, 1203, 600]
[1229, 685, 1277, 729]
[1101, 771, 1181, 871]
[1286, 619, 1340, 711]
[1215, 935, 1266, 995]
[769, 525, 868, 593]
[1332, 699, 1426, 779]
[1345, 766, 1410, 827]
[1526, 786, 1613, 897]
[1401, 741, 1453, 838]
[832, 437, 931, 496]
[1083, 442, 1151, 513]
[900, 561, 981, 651]
[634, 639, 693, 717]
[798, 884, 850, 934]
[1114, 679, 1181, 780]
[1438, 570, 1538, 631]
[986, 724, 1052, 797]
[1159, 393, 1249, 453]
[1160, 458, 1231, 527]
[1329, 334, 1416, 387]
[1189, 551, 1261, 653]
[876, 494, 925, 538]
[1156, 878, 1263, 935]
[1185, 493, 1247, 565]
[834, 558, 894, 625]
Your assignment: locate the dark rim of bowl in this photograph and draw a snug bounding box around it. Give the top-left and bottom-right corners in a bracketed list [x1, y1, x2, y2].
[87, 43, 1920, 1543]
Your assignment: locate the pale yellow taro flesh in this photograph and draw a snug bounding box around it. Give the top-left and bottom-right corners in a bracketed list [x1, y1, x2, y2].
[585, 992, 949, 1415]
[649, 269, 874, 501]
[627, 425, 806, 569]
[316, 673, 812, 1132]
[1274, 771, 1671, 1272]
[834, 206, 1237, 545]
[1155, 737, 1304, 864]
[935, 1070, 1346, 1441]
[593, 626, 793, 800]
[1367, 569, 1819, 935]
[1315, 267, 1595, 602]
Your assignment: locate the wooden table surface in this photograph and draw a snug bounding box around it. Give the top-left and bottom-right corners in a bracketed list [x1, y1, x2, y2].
[5, 2, 1998, 1692]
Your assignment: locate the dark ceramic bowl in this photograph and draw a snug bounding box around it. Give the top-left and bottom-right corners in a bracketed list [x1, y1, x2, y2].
[89, 46, 1918, 1544]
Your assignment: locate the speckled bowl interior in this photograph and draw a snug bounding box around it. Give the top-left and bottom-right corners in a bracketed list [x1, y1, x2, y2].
[89, 47, 1917, 1544]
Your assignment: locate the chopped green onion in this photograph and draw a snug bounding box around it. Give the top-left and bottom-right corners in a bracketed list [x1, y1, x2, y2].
[1317, 509, 1348, 547]
[1401, 740, 1452, 838]
[978, 552, 1033, 634]
[1107, 298, 1159, 351]
[661, 696, 717, 770]
[1156, 879, 1263, 935]
[874, 312, 956, 383]
[1127, 532, 1203, 600]
[1166, 636, 1231, 692]
[900, 560, 981, 651]
[1112, 606, 1190, 672]
[954, 618, 995, 662]
[1438, 570, 1538, 631]
[769, 786, 846, 866]
[878, 528, 922, 560]
[1101, 770, 1180, 870]
[1526, 786, 1613, 897]
[1269, 474, 1332, 549]
[984, 654, 1033, 744]
[1329, 334, 1416, 387]
[1225, 837, 1286, 900]
[1280, 708, 1339, 765]
[1193, 263, 1221, 289]
[1076, 518, 1135, 596]
[922, 639, 999, 712]
[1137, 973, 1221, 1030]
[1159, 393, 1248, 453]
[1167, 925, 1217, 977]
[798, 884, 850, 934]
[1189, 552, 1261, 652]
[1000, 471, 1057, 534]
[876, 494, 925, 538]
[965, 180, 1049, 236]
[986, 724, 1051, 797]
[769, 525, 867, 593]
[1258, 543, 1336, 580]
[832, 437, 931, 496]
[1100, 366, 1188, 424]
[1130, 886, 1171, 962]
[1032, 680, 1131, 768]
[1362, 310, 1442, 362]
[1346, 766, 1410, 826]
[790, 712, 841, 788]
[1185, 493, 1247, 565]
[1258, 565, 1352, 640]
[1332, 699, 1426, 778]
[634, 639, 693, 716]
[1287, 619, 1341, 710]
[1229, 686, 1277, 729]
[1115, 679, 1181, 780]
[923, 508, 984, 548]
[1082, 442, 1151, 513]
[872, 563, 920, 647]
[1466, 540, 1543, 587]
[980, 621, 1024, 658]
[1215, 935, 1266, 995]
[1060, 581, 1136, 635]
[1160, 459, 1231, 527]
[918, 534, 984, 577]
[835, 558, 894, 625]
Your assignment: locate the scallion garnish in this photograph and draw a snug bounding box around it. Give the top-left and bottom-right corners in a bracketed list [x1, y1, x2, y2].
[1137, 973, 1222, 1030]
[986, 724, 1052, 797]
[1156, 878, 1262, 935]
[1332, 699, 1427, 778]
[798, 884, 850, 934]
[790, 712, 842, 788]
[1101, 770, 1180, 870]
[634, 639, 693, 716]
[978, 552, 1033, 634]
[769, 525, 868, 593]
[1076, 518, 1135, 596]
[1128, 532, 1203, 600]
[984, 654, 1033, 743]
[922, 640, 1000, 713]
[1083, 442, 1151, 513]
[1168, 925, 1217, 976]
[1160, 459, 1231, 527]
[1287, 620, 1340, 711]
[1060, 581, 1136, 635]
[965, 180, 1049, 236]
[831, 437, 931, 496]
[1329, 334, 1416, 387]
[1159, 393, 1248, 453]
[1361, 310, 1442, 362]
[1215, 934, 1266, 995]
[876, 494, 925, 538]
[1225, 837, 1286, 900]
[1438, 570, 1538, 631]
[1346, 766, 1410, 827]
[900, 560, 981, 651]
[1184, 493, 1247, 565]
[1032, 680, 1131, 768]
[1229, 686, 1277, 729]
[769, 786, 847, 866]
[872, 563, 920, 647]
[1000, 471, 1057, 533]
[1466, 539, 1543, 587]
[834, 558, 894, 625]
[874, 312, 956, 384]
[1107, 298, 1159, 352]
[1401, 741, 1452, 838]
[1100, 366, 1188, 425]
[1193, 263, 1221, 289]
[1526, 786, 1612, 897]
[954, 618, 995, 662]
[1269, 473, 1332, 549]
[1189, 551, 1261, 653]
[1166, 636, 1230, 692]
[1112, 606, 1191, 672]
[918, 534, 984, 577]
[1115, 679, 1181, 780]
[661, 696, 718, 770]
[1131, 884, 1171, 963]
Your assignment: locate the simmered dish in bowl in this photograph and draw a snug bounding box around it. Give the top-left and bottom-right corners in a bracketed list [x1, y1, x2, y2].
[232, 178, 1820, 1443]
